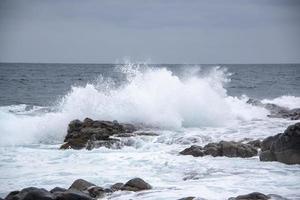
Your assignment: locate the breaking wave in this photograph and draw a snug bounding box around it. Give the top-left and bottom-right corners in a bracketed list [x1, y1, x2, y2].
[0, 63, 276, 145]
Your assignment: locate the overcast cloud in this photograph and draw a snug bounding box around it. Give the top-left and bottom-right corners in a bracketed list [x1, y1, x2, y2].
[0, 0, 299, 63]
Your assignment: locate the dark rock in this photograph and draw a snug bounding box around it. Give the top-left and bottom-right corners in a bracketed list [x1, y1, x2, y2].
[50, 187, 67, 194]
[246, 99, 300, 120]
[180, 145, 204, 157]
[180, 141, 258, 158]
[69, 179, 95, 192]
[177, 197, 196, 200]
[246, 140, 261, 149]
[5, 187, 54, 200]
[54, 190, 93, 200]
[121, 178, 152, 191]
[110, 183, 124, 192]
[228, 192, 270, 200]
[60, 118, 137, 150]
[259, 122, 300, 164]
[228, 192, 288, 200]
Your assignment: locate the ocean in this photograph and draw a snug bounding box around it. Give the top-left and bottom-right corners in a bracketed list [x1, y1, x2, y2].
[0, 63, 299, 199]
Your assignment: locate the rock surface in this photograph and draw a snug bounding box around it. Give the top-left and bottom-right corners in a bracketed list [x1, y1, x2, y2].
[228, 192, 288, 200]
[247, 99, 300, 120]
[4, 178, 152, 200]
[259, 122, 300, 164]
[180, 141, 258, 158]
[60, 118, 137, 150]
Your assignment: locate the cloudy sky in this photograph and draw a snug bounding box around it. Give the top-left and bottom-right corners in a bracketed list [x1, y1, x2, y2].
[0, 0, 299, 63]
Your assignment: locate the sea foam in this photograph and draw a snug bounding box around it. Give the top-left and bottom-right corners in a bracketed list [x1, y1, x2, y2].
[0, 64, 270, 145]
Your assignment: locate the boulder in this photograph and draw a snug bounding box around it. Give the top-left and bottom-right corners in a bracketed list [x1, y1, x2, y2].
[60, 118, 137, 150]
[228, 192, 288, 200]
[259, 122, 300, 164]
[5, 187, 54, 200]
[121, 178, 152, 192]
[68, 179, 105, 198]
[54, 190, 93, 200]
[180, 141, 258, 158]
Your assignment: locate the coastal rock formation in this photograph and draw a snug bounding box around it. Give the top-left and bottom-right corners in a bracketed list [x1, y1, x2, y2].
[60, 118, 137, 150]
[228, 192, 288, 200]
[180, 141, 258, 158]
[259, 122, 300, 164]
[4, 178, 152, 200]
[247, 99, 300, 120]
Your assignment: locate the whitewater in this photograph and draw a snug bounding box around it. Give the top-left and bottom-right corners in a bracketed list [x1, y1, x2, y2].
[0, 63, 299, 199]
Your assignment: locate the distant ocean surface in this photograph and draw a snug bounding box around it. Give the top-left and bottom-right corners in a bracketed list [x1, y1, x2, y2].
[0, 63, 299, 199]
[0, 63, 299, 106]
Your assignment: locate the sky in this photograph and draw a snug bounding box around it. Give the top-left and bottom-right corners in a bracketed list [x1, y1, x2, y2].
[0, 0, 300, 64]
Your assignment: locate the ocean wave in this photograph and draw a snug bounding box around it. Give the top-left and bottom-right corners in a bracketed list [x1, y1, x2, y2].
[0, 63, 288, 145]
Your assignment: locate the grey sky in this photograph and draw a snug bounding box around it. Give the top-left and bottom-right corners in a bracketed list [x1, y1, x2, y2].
[0, 0, 300, 64]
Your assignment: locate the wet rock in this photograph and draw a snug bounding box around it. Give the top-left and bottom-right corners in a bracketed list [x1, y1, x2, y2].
[54, 190, 93, 200]
[228, 192, 288, 200]
[121, 178, 152, 192]
[5, 187, 54, 200]
[246, 139, 262, 149]
[180, 141, 258, 158]
[68, 179, 106, 198]
[50, 187, 67, 193]
[177, 197, 196, 200]
[60, 118, 137, 150]
[110, 183, 124, 192]
[259, 122, 300, 164]
[247, 99, 300, 120]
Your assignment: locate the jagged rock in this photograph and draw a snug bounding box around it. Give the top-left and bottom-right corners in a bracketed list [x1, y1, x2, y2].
[121, 178, 152, 191]
[60, 118, 137, 150]
[259, 122, 300, 164]
[180, 141, 258, 158]
[247, 99, 300, 120]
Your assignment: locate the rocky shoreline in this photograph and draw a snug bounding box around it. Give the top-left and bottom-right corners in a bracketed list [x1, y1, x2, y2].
[3, 102, 300, 199]
[2, 178, 152, 200]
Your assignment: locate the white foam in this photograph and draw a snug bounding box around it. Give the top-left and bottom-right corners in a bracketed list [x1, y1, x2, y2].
[0, 64, 268, 145]
[262, 96, 300, 109]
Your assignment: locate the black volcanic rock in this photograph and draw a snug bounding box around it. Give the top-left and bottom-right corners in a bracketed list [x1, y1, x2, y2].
[60, 118, 137, 150]
[259, 122, 300, 164]
[180, 141, 258, 158]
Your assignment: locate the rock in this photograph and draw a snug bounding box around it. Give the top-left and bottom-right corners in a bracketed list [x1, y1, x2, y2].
[54, 190, 93, 200]
[121, 178, 152, 191]
[60, 118, 137, 150]
[69, 179, 96, 192]
[50, 187, 67, 193]
[110, 183, 124, 192]
[68, 179, 106, 198]
[259, 122, 300, 164]
[180, 141, 258, 158]
[247, 99, 300, 120]
[228, 192, 270, 200]
[177, 197, 196, 200]
[5, 187, 54, 200]
[228, 192, 288, 200]
[246, 140, 261, 149]
[180, 145, 204, 157]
